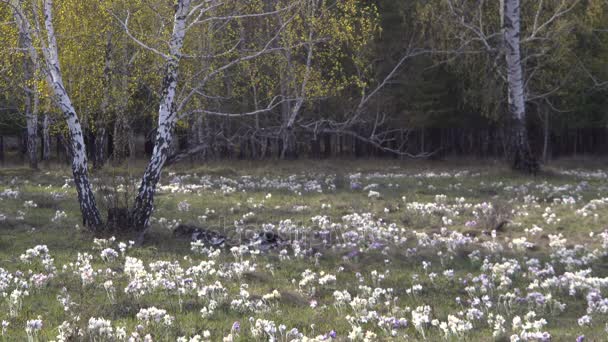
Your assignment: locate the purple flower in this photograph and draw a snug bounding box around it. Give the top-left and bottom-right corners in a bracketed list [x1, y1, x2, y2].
[465, 220, 477, 227]
[576, 336, 585, 342]
[346, 249, 359, 258]
[328, 330, 337, 339]
[370, 241, 384, 249]
[232, 321, 240, 332]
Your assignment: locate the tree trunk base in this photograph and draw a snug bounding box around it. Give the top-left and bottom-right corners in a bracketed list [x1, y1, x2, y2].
[107, 207, 130, 231]
[512, 145, 540, 175]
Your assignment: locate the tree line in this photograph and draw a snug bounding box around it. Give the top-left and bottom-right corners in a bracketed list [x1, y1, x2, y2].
[0, 0, 606, 231]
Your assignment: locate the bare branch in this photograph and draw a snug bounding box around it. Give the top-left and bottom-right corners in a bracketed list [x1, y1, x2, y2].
[186, 1, 300, 29]
[178, 96, 286, 119]
[524, 0, 580, 42]
[176, 11, 298, 113]
[577, 58, 608, 89]
[113, 11, 171, 60]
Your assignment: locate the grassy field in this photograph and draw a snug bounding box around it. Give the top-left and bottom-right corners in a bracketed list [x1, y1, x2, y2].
[1, 159, 608, 341]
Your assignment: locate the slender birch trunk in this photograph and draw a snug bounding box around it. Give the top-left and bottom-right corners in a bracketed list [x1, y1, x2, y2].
[131, 0, 191, 231]
[24, 58, 39, 170]
[113, 115, 126, 162]
[43, 0, 102, 226]
[542, 109, 549, 163]
[279, 21, 314, 159]
[42, 114, 51, 161]
[276, 10, 294, 160]
[12, 0, 103, 227]
[18, 20, 39, 170]
[196, 114, 205, 159]
[94, 127, 107, 169]
[128, 130, 136, 161]
[503, 0, 539, 173]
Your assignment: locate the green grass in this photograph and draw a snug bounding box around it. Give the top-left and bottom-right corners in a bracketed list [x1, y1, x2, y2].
[0, 160, 607, 340]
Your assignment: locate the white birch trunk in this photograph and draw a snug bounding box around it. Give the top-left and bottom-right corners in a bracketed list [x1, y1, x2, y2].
[25, 96, 39, 169]
[23, 56, 39, 169]
[281, 39, 313, 159]
[11, 0, 103, 227]
[43, 0, 102, 226]
[504, 0, 538, 173]
[504, 0, 526, 123]
[12, 0, 39, 169]
[279, 16, 315, 159]
[131, 0, 191, 230]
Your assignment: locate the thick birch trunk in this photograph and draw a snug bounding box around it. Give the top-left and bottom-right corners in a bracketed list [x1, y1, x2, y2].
[42, 0, 103, 227]
[11, 0, 102, 227]
[10, 0, 102, 226]
[131, 0, 191, 231]
[130, 63, 179, 230]
[504, 0, 539, 174]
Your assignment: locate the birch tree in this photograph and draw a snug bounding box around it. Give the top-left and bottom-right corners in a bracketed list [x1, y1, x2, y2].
[121, 0, 305, 230]
[503, 0, 538, 173]
[21, 37, 39, 170]
[128, 0, 192, 230]
[0, 3, 38, 168]
[274, 0, 379, 159]
[417, 0, 581, 172]
[8, 0, 103, 227]
[41, 112, 50, 161]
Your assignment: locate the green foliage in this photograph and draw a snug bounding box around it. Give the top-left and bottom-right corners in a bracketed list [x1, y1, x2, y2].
[0, 0, 606, 151]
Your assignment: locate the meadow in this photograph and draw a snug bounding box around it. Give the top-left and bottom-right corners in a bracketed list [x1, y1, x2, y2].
[1, 159, 608, 341]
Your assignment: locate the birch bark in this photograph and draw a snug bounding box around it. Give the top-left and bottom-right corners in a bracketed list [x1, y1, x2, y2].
[280, 33, 313, 159]
[503, 0, 539, 173]
[11, 0, 39, 169]
[23, 52, 39, 170]
[131, 0, 192, 230]
[11, 0, 102, 227]
[42, 0, 102, 226]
